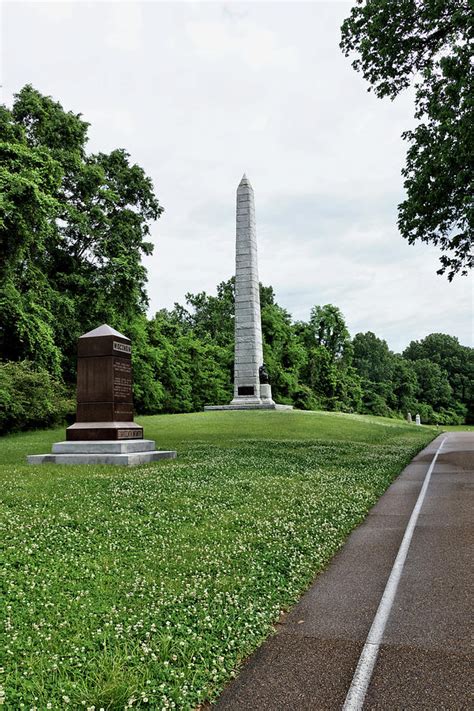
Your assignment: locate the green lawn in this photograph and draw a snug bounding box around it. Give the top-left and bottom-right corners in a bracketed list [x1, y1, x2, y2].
[439, 424, 474, 431]
[1, 411, 437, 710]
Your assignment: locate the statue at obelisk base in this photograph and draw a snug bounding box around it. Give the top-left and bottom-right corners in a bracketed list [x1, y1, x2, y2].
[27, 325, 176, 465]
[205, 175, 291, 411]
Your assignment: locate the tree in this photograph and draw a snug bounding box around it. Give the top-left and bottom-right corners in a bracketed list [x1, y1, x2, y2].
[182, 278, 235, 348]
[411, 358, 453, 410]
[388, 356, 418, 415]
[302, 304, 353, 363]
[261, 301, 306, 404]
[404, 333, 473, 421]
[1, 85, 162, 381]
[353, 331, 393, 383]
[306, 345, 338, 405]
[0, 360, 73, 434]
[144, 308, 233, 413]
[352, 332, 394, 414]
[341, 0, 473, 279]
[146, 311, 194, 413]
[296, 305, 361, 412]
[0, 104, 63, 373]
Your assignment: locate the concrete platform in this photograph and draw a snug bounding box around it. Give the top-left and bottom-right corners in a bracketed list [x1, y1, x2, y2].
[204, 404, 293, 411]
[27, 439, 176, 466]
[52, 440, 156, 454]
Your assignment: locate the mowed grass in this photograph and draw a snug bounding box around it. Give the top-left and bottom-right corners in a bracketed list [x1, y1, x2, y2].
[440, 424, 474, 431]
[1, 410, 437, 710]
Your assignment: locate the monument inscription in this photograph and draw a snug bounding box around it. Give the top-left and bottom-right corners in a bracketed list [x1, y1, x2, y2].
[113, 341, 132, 354]
[238, 386, 255, 396]
[117, 429, 142, 439]
[113, 358, 132, 399]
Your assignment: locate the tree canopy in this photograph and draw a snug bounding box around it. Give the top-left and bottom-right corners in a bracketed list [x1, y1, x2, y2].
[340, 0, 473, 280]
[0, 85, 162, 380]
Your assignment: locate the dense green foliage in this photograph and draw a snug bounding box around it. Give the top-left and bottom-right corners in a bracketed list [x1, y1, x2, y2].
[0, 360, 73, 433]
[1, 410, 437, 708]
[1, 85, 472, 434]
[340, 0, 473, 279]
[147, 283, 472, 425]
[0, 85, 161, 383]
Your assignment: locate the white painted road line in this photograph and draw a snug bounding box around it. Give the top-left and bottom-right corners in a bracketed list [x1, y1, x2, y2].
[342, 436, 447, 711]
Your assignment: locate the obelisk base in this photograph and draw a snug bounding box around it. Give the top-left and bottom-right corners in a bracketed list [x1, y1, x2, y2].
[204, 381, 292, 410]
[27, 439, 177, 466]
[259, 383, 275, 404]
[204, 403, 293, 411]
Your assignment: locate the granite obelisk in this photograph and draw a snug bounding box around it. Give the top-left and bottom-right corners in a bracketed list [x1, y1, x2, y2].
[230, 174, 274, 406]
[205, 175, 291, 411]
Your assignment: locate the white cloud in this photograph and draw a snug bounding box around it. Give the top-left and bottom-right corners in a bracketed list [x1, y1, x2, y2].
[185, 19, 299, 69]
[106, 1, 144, 51]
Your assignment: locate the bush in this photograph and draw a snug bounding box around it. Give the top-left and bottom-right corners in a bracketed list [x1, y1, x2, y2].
[290, 385, 321, 410]
[412, 402, 465, 426]
[360, 390, 390, 418]
[0, 360, 74, 434]
[436, 408, 465, 425]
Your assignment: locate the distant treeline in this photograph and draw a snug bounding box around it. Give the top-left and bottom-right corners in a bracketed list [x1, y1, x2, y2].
[1, 86, 472, 433]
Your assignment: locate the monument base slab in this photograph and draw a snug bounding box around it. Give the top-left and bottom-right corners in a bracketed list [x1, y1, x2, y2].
[27, 439, 176, 466]
[204, 404, 293, 411]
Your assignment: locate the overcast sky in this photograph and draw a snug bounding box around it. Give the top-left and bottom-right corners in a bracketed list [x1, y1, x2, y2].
[2, 0, 472, 352]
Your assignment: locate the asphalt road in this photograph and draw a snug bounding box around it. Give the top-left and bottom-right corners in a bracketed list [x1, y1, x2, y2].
[215, 432, 473, 710]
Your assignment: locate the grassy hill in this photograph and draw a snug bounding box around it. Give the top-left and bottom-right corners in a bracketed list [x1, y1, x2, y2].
[1, 411, 437, 709]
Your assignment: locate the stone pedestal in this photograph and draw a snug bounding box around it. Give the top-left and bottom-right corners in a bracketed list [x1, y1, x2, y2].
[27, 440, 176, 466]
[259, 383, 275, 404]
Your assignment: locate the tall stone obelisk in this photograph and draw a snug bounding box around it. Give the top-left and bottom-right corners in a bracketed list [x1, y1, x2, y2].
[204, 175, 291, 411]
[230, 175, 269, 405]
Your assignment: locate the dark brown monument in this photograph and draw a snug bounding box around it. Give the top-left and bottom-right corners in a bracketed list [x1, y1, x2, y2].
[28, 324, 176, 464]
[66, 324, 143, 441]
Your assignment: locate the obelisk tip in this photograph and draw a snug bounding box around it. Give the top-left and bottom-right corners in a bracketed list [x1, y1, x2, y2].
[238, 173, 252, 189]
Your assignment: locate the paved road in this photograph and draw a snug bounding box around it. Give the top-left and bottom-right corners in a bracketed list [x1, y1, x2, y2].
[216, 432, 473, 710]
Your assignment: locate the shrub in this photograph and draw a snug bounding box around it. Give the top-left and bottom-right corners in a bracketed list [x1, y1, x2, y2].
[0, 360, 74, 434]
[412, 402, 465, 426]
[360, 390, 390, 418]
